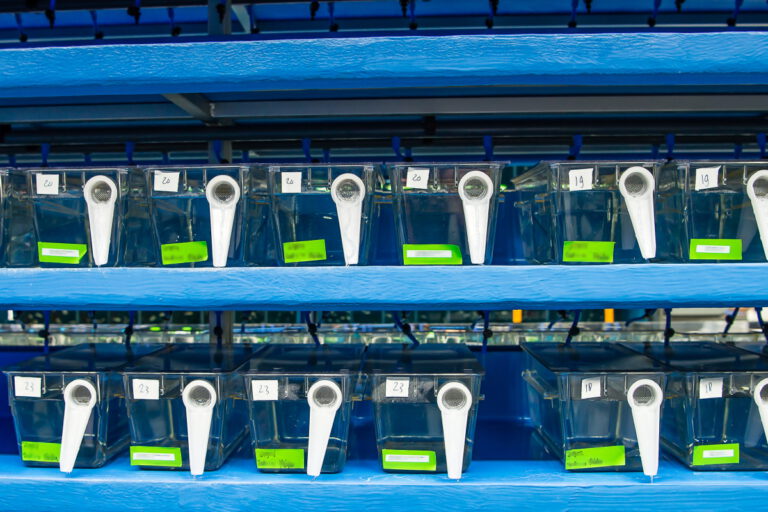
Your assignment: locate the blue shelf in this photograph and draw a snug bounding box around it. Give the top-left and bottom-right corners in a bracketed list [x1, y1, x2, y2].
[1, 33, 767, 99]
[1, 456, 767, 512]
[0, 264, 765, 311]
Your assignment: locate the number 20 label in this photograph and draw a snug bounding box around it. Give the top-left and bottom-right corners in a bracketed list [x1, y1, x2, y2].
[385, 378, 409, 398]
[252, 380, 279, 401]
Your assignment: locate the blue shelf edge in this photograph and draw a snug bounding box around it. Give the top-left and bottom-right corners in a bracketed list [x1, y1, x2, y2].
[1, 456, 767, 512]
[0, 264, 765, 310]
[1, 33, 768, 98]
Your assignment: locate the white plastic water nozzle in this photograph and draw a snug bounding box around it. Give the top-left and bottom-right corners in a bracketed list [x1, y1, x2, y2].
[618, 167, 657, 260]
[458, 171, 493, 265]
[306, 379, 342, 477]
[437, 381, 472, 480]
[205, 175, 241, 268]
[752, 378, 768, 443]
[60, 379, 97, 473]
[331, 173, 366, 265]
[627, 379, 663, 478]
[747, 170, 768, 260]
[182, 379, 217, 476]
[83, 175, 117, 267]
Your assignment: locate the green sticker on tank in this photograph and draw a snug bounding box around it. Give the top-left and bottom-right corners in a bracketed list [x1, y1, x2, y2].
[255, 448, 305, 469]
[562, 241, 615, 263]
[283, 240, 327, 263]
[130, 446, 182, 467]
[689, 239, 742, 260]
[21, 441, 60, 463]
[37, 242, 87, 264]
[692, 443, 740, 465]
[161, 241, 209, 265]
[564, 445, 625, 469]
[382, 449, 437, 471]
[402, 244, 462, 265]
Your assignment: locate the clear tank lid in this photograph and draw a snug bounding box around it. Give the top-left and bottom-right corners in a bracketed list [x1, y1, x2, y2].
[239, 343, 364, 374]
[4, 343, 164, 373]
[623, 341, 768, 372]
[363, 343, 484, 375]
[123, 343, 258, 373]
[523, 342, 667, 373]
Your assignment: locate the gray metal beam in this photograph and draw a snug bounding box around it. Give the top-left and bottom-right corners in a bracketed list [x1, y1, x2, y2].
[0, 103, 189, 123]
[163, 93, 215, 122]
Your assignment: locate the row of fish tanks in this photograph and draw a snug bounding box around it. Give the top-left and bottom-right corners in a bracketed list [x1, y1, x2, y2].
[2, 311, 768, 482]
[1, 160, 768, 268]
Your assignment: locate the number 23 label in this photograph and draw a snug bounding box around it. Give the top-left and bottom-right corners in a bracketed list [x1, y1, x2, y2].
[385, 378, 409, 398]
[252, 380, 279, 401]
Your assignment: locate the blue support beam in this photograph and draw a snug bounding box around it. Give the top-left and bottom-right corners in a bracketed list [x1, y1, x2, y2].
[1, 33, 768, 98]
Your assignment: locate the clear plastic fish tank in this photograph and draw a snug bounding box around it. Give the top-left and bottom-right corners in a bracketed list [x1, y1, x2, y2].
[624, 341, 768, 470]
[268, 164, 378, 266]
[146, 165, 248, 268]
[390, 163, 501, 265]
[4, 343, 162, 471]
[122, 343, 257, 475]
[670, 161, 768, 262]
[512, 161, 684, 264]
[240, 343, 364, 475]
[364, 343, 484, 479]
[6, 168, 129, 267]
[522, 342, 667, 475]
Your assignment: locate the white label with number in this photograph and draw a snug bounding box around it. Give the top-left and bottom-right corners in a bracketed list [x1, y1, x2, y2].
[406, 167, 430, 190]
[35, 174, 59, 195]
[251, 379, 279, 401]
[153, 171, 180, 192]
[699, 377, 723, 399]
[695, 166, 720, 191]
[14, 376, 41, 398]
[281, 172, 302, 193]
[581, 377, 601, 399]
[568, 168, 594, 191]
[385, 378, 410, 398]
[132, 379, 160, 400]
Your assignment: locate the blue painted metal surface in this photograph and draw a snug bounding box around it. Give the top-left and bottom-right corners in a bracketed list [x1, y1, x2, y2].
[0, 264, 765, 311]
[1, 33, 767, 98]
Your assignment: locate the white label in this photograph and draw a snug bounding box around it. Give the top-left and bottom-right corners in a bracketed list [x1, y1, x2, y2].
[699, 377, 723, 399]
[35, 174, 59, 195]
[385, 378, 410, 398]
[406, 167, 430, 189]
[385, 454, 429, 463]
[41, 248, 79, 258]
[695, 166, 720, 191]
[132, 379, 160, 400]
[153, 171, 180, 192]
[581, 377, 601, 399]
[406, 250, 452, 259]
[702, 449, 734, 459]
[132, 452, 176, 462]
[14, 376, 41, 398]
[281, 172, 302, 193]
[695, 245, 731, 254]
[251, 379, 279, 401]
[568, 168, 594, 191]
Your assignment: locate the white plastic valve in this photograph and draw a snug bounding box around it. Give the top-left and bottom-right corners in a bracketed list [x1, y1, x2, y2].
[205, 175, 241, 268]
[458, 171, 493, 265]
[331, 173, 366, 265]
[752, 378, 768, 443]
[618, 167, 657, 260]
[306, 379, 342, 477]
[627, 379, 663, 478]
[182, 379, 217, 476]
[83, 176, 117, 267]
[60, 379, 97, 473]
[746, 170, 768, 259]
[437, 381, 472, 480]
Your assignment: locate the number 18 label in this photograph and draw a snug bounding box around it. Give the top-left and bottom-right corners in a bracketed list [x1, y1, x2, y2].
[385, 378, 410, 398]
[699, 377, 723, 399]
[581, 377, 601, 399]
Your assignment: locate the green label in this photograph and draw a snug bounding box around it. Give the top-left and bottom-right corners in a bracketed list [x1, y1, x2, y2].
[562, 241, 615, 263]
[161, 241, 209, 265]
[382, 449, 436, 471]
[283, 240, 327, 264]
[130, 446, 182, 467]
[255, 448, 305, 469]
[402, 244, 463, 265]
[692, 443, 740, 465]
[21, 441, 60, 463]
[565, 445, 625, 470]
[37, 242, 87, 264]
[689, 239, 742, 261]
